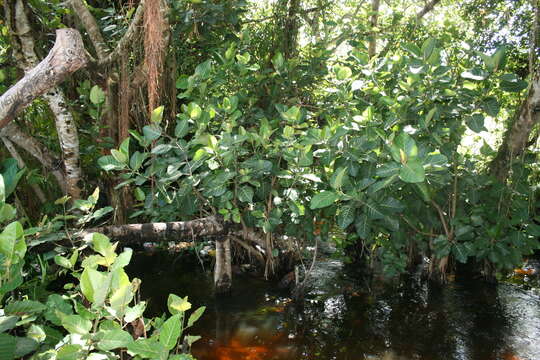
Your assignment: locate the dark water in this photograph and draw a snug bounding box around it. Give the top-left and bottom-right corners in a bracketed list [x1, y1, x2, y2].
[126, 251, 540, 360]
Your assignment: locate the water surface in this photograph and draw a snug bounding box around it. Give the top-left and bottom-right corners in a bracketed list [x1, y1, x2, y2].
[127, 251, 540, 360]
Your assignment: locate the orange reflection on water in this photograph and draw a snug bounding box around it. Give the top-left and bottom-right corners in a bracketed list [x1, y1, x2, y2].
[215, 339, 270, 360]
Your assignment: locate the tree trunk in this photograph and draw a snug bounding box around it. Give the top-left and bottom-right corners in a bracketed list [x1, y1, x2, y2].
[43, 88, 82, 199]
[490, 76, 540, 181]
[490, 2, 540, 182]
[81, 216, 225, 244]
[0, 137, 47, 204]
[214, 236, 232, 294]
[368, 0, 380, 58]
[0, 122, 67, 193]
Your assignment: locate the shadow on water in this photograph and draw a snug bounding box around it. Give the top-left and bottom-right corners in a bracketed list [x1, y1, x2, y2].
[126, 251, 540, 360]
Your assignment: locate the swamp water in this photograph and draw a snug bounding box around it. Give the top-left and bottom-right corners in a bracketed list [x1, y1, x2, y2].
[127, 251, 540, 360]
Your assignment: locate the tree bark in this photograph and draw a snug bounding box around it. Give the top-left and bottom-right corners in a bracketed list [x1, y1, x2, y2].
[43, 88, 82, 199]
[69, 0, 109, 60]
[490, 2, 540, 182]
[81, 216, 225, 244]
[214, 236, 232, 294]
[416, 0, 441, 20]
[0, 137, 47, 204]
[0, 123, 67, 192]
[368, 0, 380, 58]
[0, 29, 87, 128]
[6, 0, 85, 199]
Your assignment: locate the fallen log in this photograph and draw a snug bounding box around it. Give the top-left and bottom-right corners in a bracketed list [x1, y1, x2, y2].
[80, 215, 225, 245]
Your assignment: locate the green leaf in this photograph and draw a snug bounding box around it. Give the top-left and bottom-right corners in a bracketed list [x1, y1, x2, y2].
[98, 155, 125, 171]
[376, 163, 400, 178]
[500, 74, 528, 92]
[151, 106, 165, 124]
[167, 294, 191, 315]
[272, 52, 285, 70]
[281, 106, 301, 123]
[175, 119, 190, 138]
[310, 191, 339, 210]
[335, 65, 352, 80]
[134, 187, 146, 201]
[0, 334, 16, 360]
[14, 337, 38, 358]
[90, 85, 105, 105]
[97, 329, 133, 351]
[330, 167, 348, 190]
[27, 324, 46, 343]
[130, 151, 148, 171]
[187, 102, 202, 119]
[151, 144, 173, 155]
[337, 205, 355, 229]
[482, 97, 500, 117]
[0, 316, 18, 333]
[187, 306, 205, 327]
[392, 133, 418, 162]
[80, 268, 110, 306]
[127, 338, 168, 360]
[54, 255, 72, 269]
[399, 160, 425, 183]
[59, 314, 92, 335]
[223, 96, 238, 114]
[111, 248, 133, 271]
[466, 113, 487, 133]
[124, 302, 146, 323]
[5, 300, 45, 316]
[237, 186, 254, 203]
[355, 214, 370, 238]
[159, 314, 182, 350]
[194, 60, 212, 79]
[143, 124, 162, 142]
[421, 38, 437, 60]
[0, 221, 25, 264]
[92, 233, 117, 265]
[57, 344, 83, 360]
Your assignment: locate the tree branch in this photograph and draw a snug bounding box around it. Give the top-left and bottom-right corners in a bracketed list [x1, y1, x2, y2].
[416, 0, 441, 20]
[100, 0, 146, 66]
[69, 0, 109, 61]
[0, 29, 87, 128]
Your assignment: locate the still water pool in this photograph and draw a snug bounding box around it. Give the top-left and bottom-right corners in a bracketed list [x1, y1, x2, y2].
[127, 251, 540, 360]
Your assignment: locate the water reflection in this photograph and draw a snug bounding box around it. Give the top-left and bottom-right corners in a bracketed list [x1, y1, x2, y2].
[127, 251, 540, 360]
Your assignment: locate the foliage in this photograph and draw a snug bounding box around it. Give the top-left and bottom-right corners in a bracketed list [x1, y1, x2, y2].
[0, 227, 204, 359]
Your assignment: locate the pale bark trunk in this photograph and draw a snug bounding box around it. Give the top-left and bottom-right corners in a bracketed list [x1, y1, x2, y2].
[0, 137, 47, 203]
[490, 2, 540, 182]
[43, 89, 82, 199]
[7, 0, 85, 199]
[368, 0, 380, 58]
[0, 123, 66, 193]
[490, 76, 540, 181]
[81, 216, 225, 244]
[214, 236, 232, 294]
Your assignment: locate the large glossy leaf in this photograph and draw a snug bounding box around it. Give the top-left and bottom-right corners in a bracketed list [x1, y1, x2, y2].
[337, 205, 355, 229]
[97, 329, 133, 351]
[399, 160, 425, 183]
[59, 314, 92, 335]
[187, 306, 206, 327]
[355, 214, 371, 239]
[466, 113, 487, 133]
[80, 268, 110, 306]
[237, 186, 254, 203]
[159, 314, 182, 350]
[127, 338, 168, 360]
[310, 191, 339, 209]
[482, 97, 500, 117]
